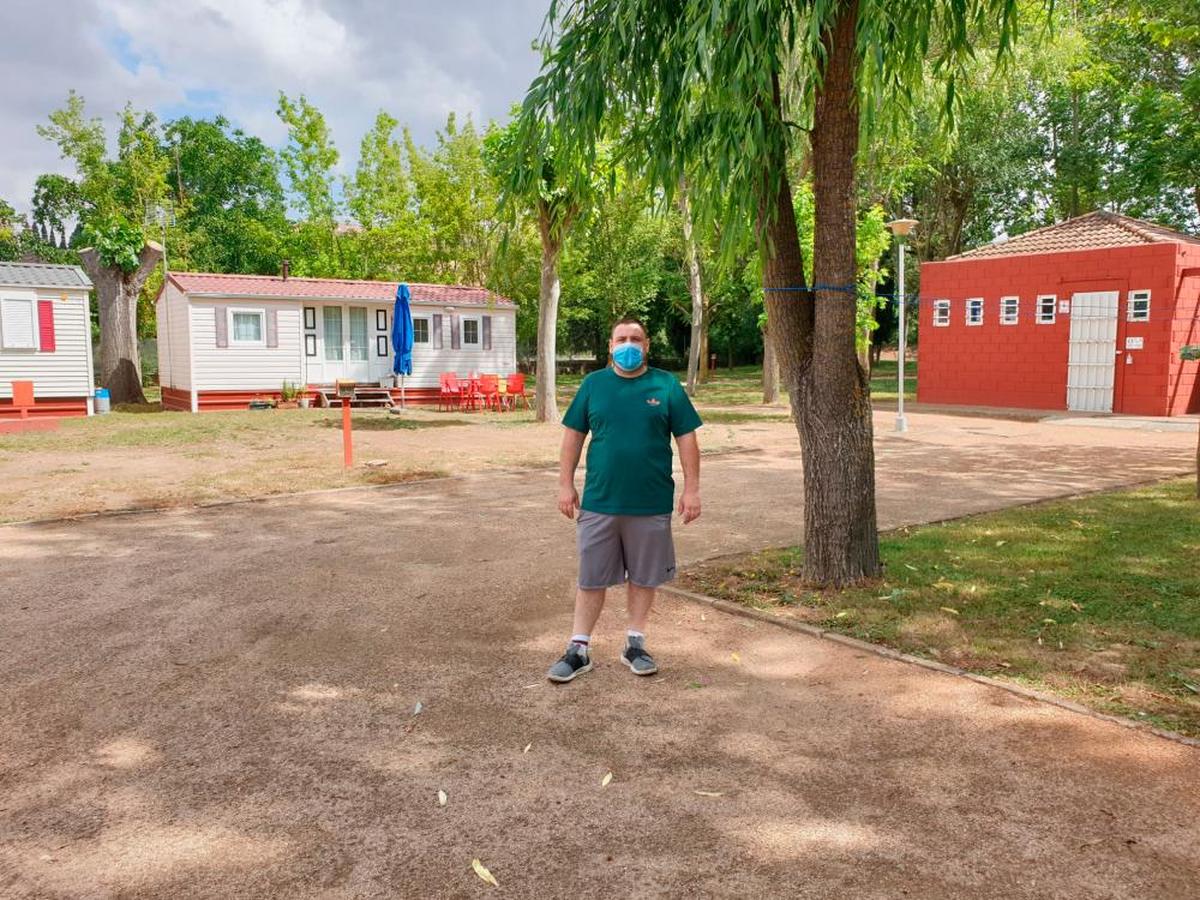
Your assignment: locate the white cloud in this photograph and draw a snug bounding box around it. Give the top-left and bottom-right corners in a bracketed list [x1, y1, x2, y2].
[0, 0, 546, 213]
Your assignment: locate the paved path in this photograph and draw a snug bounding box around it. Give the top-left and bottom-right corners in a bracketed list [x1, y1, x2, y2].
[1, 412, 1197, 898]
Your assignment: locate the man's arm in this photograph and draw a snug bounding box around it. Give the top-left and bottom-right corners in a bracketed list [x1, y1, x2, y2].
[675, 430, 701, 523]
[558, 427, 587, 519]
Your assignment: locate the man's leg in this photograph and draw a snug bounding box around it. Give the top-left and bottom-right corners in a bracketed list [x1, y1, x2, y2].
[573, 587, 608, 637]
[625, 582, 655, 633]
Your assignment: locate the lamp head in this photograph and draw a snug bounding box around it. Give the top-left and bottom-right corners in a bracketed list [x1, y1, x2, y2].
[886, 218, 919, 238]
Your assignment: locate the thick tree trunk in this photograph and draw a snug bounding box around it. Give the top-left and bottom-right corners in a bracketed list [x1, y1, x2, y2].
[80, 242, 162, 405]
[698, 325, 710, 382]
[536, 207, 561, 423]
[763, 2, 880, 587]
[762, 321, 780, 404]
[679, 179, 705, 398]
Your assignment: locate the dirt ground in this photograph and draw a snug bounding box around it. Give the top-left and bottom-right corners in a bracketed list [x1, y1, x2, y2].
[1, 410, 1198, 898]
[0, 409, 750, 524]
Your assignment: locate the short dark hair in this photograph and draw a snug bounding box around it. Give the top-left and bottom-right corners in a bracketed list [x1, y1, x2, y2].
[611, 316, 648, 340]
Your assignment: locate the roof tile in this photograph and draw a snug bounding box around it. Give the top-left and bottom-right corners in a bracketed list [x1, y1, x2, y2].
[168, 272, 516, 307]
[948, 210, 1200, 260]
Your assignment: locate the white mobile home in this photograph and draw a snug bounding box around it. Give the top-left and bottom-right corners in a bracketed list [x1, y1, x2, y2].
[0, 262, 95, 419]
[156, 272, 519, 411]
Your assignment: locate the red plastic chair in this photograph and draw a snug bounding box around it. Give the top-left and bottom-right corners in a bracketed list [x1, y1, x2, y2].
[505, 372, 529, 410]
[477, 374, 501, 411]
[439, 372, 464, 411]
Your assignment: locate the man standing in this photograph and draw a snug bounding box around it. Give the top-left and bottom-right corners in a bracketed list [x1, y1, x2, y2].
[547, 317, 702, 683]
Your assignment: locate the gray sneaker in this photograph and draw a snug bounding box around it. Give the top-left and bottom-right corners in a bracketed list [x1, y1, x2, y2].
[547, 642, 593, 683]
[621, 636, 658, 676]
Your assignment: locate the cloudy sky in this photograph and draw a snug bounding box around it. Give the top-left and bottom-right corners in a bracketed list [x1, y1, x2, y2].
[0, 0, 550, 214]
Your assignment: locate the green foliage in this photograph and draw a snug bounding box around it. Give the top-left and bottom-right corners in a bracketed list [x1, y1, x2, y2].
[84, 216, 147, 272]
[276, 92, 340, 225]
[165, 116, 288, 274]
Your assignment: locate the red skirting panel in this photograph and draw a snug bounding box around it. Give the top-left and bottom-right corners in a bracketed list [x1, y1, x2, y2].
[0, 396, 88, 420]
[161, 387, 193, 411]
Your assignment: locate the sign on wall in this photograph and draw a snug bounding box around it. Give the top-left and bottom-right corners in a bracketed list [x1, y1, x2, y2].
[1125, 336, 1144, 350]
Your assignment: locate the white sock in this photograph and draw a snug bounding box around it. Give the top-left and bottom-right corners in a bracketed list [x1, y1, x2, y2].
[627, 630, 645, 641]
[570, 634, 590, 655]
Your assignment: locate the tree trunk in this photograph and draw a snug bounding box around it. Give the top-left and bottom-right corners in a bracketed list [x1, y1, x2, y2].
[762, 321, 780, 404]
[763, 2, 880, 587]
[699, 325, 710, 382]
[536, 206, 561, 423]
[679, 179, 705, 398]
[80, 242, 163, 405]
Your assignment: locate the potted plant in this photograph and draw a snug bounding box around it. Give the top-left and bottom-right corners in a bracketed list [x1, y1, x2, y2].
[278, 380, 302, 409]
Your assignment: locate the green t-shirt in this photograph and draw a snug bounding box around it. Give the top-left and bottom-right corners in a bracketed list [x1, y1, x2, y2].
[562, 367, 703, 516]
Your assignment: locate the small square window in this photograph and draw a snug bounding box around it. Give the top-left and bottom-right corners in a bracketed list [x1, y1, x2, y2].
[376, 309, 388, 331]
[230, 309, 265, 345]
[376, 334, 389, 357]
[933, 300, 951, 327]
[304, 307, 316, 330]
[1037, 295, 1056, 324]
[413, 318, 430, 344]
[1127, 290, 1150, 322]
[1000, 296, 1019, 325]
[462, 318, 480, 346]
[966, 298, 984, 326]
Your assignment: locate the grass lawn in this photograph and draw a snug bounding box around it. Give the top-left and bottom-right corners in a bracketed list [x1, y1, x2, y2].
[678, 478, 1200, 738]
[552, 358, 917, 409]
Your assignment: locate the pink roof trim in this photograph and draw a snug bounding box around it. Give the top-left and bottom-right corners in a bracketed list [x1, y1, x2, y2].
[167, 271, 516, 307]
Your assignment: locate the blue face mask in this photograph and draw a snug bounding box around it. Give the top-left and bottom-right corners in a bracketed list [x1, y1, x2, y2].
[612, 343, 644, 371]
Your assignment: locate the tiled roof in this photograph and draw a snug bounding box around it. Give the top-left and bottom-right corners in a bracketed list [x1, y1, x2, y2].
[167, 272, 516, 307]
[0, 262, 92, 289]
[948, 210, 1200, 260]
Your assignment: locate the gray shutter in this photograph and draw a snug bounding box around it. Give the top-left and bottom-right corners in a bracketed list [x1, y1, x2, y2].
[432, 314, 444, 349]
[450, 314, 461, 349]
[266, 308, 278, 348]
[482, 315, 492, 351]
[214, 305, 228, 348]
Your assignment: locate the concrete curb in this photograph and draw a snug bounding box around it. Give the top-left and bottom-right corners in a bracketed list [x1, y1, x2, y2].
[658, 584, 1200, 751]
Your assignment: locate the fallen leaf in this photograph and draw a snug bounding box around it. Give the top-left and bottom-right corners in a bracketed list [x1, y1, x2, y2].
[933, 580, 956, 591]
[523, 743, 532, 753]
[601, 772, 613, 787]
[1071, 520, 1085, 528]
[995, 540, 1007, 547]
[1042, 618, 1057, 625]
[939, 606, 960, 616]
[413, 701, 423, 715]
[730, 652, 741, 663]
[700, 613, 707, 621]
[904, 564, 918, 571]
[438, 790, 447, 807]
[693, 790, 724, 797]
[471, 859, 499, 887]
[523, 683, 539, 689]
[835, 610, 850, 619]
[998, 661, 1012, 668]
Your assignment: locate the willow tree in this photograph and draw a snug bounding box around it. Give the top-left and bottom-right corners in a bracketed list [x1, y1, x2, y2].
[518, 0, 1020, 585]
[489, 114, 598, 422]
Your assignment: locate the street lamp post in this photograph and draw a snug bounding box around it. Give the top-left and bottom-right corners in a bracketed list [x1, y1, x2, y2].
[886, 218, 918, 433]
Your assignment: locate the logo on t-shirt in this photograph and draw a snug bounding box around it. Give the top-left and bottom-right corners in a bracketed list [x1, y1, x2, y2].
[646, 397, 661, 406]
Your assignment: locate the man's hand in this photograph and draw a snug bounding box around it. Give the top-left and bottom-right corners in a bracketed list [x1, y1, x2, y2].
[559, 485, 581, 519]
[677, 488, 701, 524]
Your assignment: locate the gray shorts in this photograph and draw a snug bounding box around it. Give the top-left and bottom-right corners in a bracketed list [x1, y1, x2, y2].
[576, 510, 676, 589]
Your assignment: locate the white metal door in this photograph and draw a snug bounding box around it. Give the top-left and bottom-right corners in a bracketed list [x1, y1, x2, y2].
[345, 306, 371, 382]
[1066, 291, 1119, 412]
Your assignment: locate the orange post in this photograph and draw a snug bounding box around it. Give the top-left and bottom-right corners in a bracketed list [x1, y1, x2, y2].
[342, 399, 353, 467]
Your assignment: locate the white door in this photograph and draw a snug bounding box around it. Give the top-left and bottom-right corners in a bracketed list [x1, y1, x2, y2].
[345, 306, 371, 382]
[317, 305, 372, 383]
[1066, 291, 1119, 412]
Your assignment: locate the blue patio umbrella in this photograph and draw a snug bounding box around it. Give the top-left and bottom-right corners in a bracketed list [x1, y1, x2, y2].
[391, 283, 414, 407]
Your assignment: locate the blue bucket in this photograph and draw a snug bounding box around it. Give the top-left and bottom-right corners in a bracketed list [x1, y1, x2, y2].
[94, 387, 111, 414]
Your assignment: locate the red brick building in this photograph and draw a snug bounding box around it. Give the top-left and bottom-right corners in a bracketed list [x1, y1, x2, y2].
[917, 211, 1200, 416]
